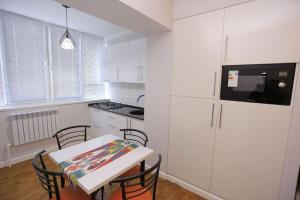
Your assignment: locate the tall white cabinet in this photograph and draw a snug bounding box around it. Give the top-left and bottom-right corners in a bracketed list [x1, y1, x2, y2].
[169, 0, 300, 200]
[171, 10, 223, 98]
[211, 101, 292, 200]
[168, 9, 224, 190]
[223, 0, 300, 65]
[168, 97, 217, 190]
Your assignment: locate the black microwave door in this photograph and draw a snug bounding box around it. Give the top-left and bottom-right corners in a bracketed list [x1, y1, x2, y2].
[220, 63, 296, 105]
[221, 69, 268, 103]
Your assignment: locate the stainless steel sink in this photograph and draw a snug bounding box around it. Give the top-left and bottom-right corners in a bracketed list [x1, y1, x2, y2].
[129, 110, 144, 115]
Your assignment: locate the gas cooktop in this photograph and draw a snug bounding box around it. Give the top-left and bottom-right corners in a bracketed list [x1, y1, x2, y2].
[90, 102, 125, 110]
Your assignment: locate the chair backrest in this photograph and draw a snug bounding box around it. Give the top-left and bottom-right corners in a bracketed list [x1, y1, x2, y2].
[112, 155, 162, 200]
[32, 150, 65, 200]
[120, 128, 148, 147]
[53, 125, 90, 150]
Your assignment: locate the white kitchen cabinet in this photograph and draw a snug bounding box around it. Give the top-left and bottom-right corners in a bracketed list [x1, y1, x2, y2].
[104, 38, 146, 83]
[89, 108, 144, 138]
[104, 111, 128, 138]
[88, 108, 106, 137]
[168, 96, 217, 190]
[171, 10, 223, 99]
[210, 101, 292, 200]
[109, 44, 120, 82]
[129, 118, 145, 132]
[223, 0, 300, 65]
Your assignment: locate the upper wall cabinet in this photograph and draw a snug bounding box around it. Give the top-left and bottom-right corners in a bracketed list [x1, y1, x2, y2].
[223, 0, 300, 65]
[172, 10, 224, 99]
[102, 38, 146, 83]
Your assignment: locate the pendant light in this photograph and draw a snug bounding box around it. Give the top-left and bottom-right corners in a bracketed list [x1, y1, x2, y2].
[59, 4, 75, 49]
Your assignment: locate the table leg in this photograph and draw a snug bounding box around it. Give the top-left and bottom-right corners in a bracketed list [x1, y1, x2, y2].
[140, 160, 145, 186]
[90, 186, 104, 200]
[91, 190, 97, 200]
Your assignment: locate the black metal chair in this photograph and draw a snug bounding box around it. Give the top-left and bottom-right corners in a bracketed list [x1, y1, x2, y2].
[32, 150, 91, 200]
[109, 155, 162, 200]
[121, 128, 148, 147]
[119, 129, 148, 178]
[52, 125, 90, 150]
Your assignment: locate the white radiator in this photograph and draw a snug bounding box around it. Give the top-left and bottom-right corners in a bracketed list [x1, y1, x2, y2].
[10, 109, 59, 145]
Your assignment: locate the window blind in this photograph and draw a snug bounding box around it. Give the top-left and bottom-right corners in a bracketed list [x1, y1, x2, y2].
[81, 34, 106, 99]
[0, 16, 6, 105]
[2, 13, 48, 103]
[50, 25, 81, 100]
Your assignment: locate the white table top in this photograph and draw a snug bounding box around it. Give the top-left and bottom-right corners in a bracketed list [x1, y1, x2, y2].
[49, 134, 154, 195]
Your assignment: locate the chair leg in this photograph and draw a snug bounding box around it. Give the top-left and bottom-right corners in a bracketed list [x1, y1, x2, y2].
[101, 186, 104, 200]
[90, 186, 104, 200]
[91, 190, 97, 200]
[140, 160, 145, 187]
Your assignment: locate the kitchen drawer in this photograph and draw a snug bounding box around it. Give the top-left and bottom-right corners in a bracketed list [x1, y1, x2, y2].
[104, 112, 119, 123]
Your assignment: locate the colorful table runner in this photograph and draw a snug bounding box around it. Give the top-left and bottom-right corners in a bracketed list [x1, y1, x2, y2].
[59, 139, 138, 187]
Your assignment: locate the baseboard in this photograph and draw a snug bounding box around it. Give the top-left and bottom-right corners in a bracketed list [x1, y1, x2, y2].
[166, 174, 224, 200]
[0, 145, 57, 168]
[158, 170, 168, 180]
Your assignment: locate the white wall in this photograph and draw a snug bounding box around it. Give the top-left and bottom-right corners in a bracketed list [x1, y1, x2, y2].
[119, 0, 172, 29]
[0, 102, 91, 167]
[108, 83, 145, 107]
[55, 0, 172, 35]
[145, 32, 172, 172]
[173, 0, 252, 20]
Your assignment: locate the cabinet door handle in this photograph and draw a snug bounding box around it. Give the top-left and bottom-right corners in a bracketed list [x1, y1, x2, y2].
[117, 68, 119, 81]
[213, 71, 217, 97]
[211, 103, 215, 127]
[219, 104, 223, 129]
[224, 35, 229, 63]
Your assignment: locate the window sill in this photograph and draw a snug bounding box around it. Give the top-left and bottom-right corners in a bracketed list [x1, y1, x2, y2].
[0, 98, 110, 112]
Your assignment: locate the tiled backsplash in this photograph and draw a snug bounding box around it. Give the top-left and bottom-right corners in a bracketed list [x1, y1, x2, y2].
[107, 83, 145, 107]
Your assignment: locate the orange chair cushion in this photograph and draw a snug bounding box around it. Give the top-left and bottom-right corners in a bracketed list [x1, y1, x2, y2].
[51, 186, 91, 200]
[120, 165, 140, 178]
[108, 185, 152, 200]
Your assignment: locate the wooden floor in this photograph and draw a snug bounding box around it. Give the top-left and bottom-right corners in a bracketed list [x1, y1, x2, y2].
[0, 156, 206, 200]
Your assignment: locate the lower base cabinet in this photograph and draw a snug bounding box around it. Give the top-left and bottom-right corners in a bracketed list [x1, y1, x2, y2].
[89, 108, 145, 138]
[168, 98, 292, 200]
[130, 118, 145, 132]
[168, 96, 216, 190]
[210, 101, 292, 200]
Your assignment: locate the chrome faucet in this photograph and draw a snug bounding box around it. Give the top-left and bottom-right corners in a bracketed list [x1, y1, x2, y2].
[137, 95, 145, 104]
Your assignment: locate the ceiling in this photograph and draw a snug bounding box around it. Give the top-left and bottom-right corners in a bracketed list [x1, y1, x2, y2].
[0, 0, 133, 39]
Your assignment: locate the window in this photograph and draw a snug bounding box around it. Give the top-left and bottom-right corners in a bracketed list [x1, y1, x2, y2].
[50, 25, 81, 100]
[81, 33, 106, 99]
[0, 11, 106, 107]
[0, 16, 6, 106]
[2, 13, 48, 103]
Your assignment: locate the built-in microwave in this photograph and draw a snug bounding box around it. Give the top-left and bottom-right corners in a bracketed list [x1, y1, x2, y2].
[220, 63, 296, 105]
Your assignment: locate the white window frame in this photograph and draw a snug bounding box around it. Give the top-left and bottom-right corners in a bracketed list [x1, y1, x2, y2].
[0, 10, 106, 107]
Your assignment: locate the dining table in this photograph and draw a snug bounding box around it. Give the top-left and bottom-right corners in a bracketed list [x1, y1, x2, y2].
[49, 134, 154, 200]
